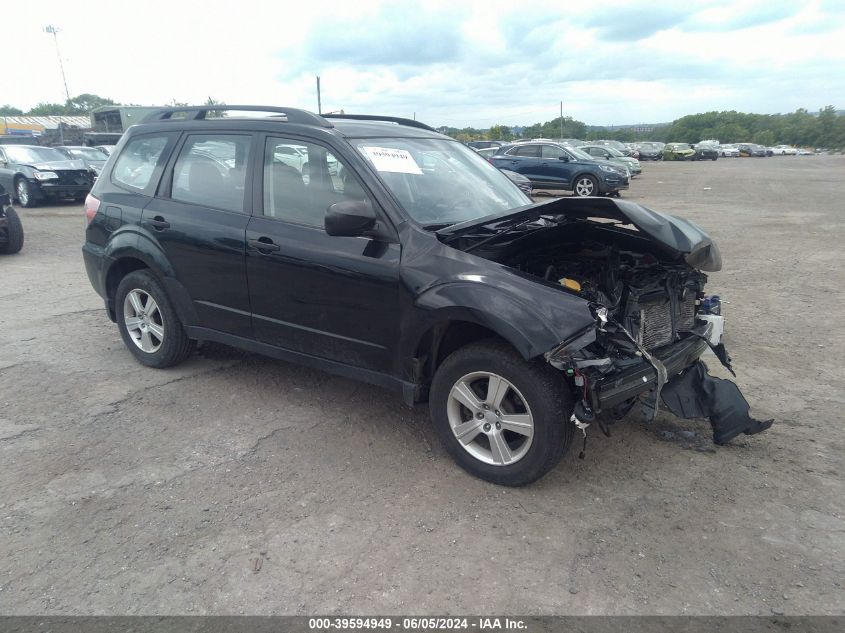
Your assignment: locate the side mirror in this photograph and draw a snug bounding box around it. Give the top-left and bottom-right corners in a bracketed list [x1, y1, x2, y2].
[558, 155, 569, 161]
[325, 200, 377, 237]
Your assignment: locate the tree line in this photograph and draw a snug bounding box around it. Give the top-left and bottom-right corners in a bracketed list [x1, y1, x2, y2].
[0, 95, 224, 117]
[440, 106, 844, 149]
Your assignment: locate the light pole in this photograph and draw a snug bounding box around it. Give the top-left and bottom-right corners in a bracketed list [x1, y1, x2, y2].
[44, 25, 71, 103]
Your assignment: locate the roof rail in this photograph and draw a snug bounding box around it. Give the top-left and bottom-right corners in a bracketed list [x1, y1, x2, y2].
[322, 114, 437, 133]
[142, 105, 333, 128]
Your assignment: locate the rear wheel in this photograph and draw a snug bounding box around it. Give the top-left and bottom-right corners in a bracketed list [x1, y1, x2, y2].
[572, 175, 598, 197]
[115, 270, 195, 368]
[15, 178, 36, 208]
[0, 207, 24, 254]
[430, 339, 575, 486]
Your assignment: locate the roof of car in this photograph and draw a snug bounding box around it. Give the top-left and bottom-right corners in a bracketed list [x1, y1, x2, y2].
[134, 106, 450, 141]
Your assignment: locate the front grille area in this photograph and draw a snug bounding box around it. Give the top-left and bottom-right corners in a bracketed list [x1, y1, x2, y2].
[639, 301, 674, 349]
[638, 292, 698, 349]
[678, 294, 696, 331]
[56, 170, 92, 187]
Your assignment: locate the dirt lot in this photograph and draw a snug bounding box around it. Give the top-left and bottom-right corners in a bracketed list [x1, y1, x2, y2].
[1, 156, 843, 616]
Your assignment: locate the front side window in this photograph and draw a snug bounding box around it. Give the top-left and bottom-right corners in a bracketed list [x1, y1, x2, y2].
[263, 138, 370, 227]
[171, 134, 252, 212]
[352, 137, 530, 226]
[113, 135, 170, 191]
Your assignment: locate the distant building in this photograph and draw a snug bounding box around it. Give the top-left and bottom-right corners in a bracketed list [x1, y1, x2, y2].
[0, 115, 90, 138]
[90, 106, 160, 133]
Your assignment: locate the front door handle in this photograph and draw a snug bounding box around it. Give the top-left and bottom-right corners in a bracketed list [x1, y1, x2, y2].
[148, 216, 170, 230]
[248, 237, 281, 253]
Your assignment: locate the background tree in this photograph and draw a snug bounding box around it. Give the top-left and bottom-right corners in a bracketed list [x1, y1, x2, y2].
[0, 105, 24, 115]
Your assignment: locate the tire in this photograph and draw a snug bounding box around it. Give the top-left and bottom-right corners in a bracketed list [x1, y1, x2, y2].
[15, 178, 36, 208]
[712, 156, 717, 161]
[429, 339, 575, 486]
[0, 207, 24, 254]
[572, 175, 598, 197]
[115, 270, 195, 368]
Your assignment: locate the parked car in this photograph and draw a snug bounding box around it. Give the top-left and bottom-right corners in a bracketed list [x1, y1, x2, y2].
[0, 185, 24, 254]
[474, 147, 499, 159]
[662, 143, 696, 161]
[467, 140, 505, 150]
[54, 145, 109, 177]
[491, 142, 628, 196]
[0, 145, 95, 207]
[593, 140, 634, 157]
[719, 144, 740, 157]
[82, 105, 770, 485]
[737, 143, 768, 157]
[579, 144, 642, 176]
[770, 145, 798, 155]
[499, 169, 532, 195]
[693, 143, 719, 161]
[637, 142, 664, 161]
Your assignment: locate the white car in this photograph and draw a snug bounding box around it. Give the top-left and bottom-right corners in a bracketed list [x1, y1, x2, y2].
[771, 145, 798, 155]
[719, 145, 740, 157]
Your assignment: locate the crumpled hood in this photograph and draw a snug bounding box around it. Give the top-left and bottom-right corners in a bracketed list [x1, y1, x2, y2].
[25, 159, 88, 171]
[438, 196, 722, 272]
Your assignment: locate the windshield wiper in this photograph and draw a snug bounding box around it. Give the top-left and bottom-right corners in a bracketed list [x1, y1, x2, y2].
[453, 215, 542, 253]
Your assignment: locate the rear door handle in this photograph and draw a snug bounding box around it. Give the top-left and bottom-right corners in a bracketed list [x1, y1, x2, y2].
[248, 237, 281, 253]
[148, 216, 170, 230]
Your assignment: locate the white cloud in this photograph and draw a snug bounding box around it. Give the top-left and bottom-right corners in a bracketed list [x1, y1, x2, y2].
[3, 0, 843, 127]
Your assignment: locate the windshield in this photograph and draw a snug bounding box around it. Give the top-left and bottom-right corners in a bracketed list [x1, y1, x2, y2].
[70, 148, 107, 161]
[352, 138, 530, 226]
[566, 146, 594, 161]
[4, 146, 68, 163]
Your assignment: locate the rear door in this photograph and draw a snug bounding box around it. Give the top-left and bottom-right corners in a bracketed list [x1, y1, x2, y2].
[245, 135, 401, 373]
[141, 132, 255, 337]
[493, 144, 542, 183]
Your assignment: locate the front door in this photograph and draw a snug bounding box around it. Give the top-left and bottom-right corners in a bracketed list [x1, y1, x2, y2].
[245, 135, 401, 373]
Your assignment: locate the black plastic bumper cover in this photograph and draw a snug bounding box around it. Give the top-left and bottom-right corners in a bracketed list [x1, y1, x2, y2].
[661, 360, 773, 444]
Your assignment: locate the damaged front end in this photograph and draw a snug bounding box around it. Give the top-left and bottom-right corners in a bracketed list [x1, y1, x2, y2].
[441, 196, 772, 447]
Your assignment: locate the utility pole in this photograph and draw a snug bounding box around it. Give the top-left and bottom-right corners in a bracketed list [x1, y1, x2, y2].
[560, 101, 564, 140]
[44, 25, 71, 103]
[316, 76, 322, 114]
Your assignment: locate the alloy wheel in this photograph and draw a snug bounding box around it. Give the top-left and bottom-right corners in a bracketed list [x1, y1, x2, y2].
[574, 178, 595, 196]
[446, 371, 534, 466]
[123, 289, 165, 353]
[16, 181, 29, 206]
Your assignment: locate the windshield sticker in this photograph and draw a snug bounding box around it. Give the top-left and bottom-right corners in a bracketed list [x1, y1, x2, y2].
[362, 146, 423, 175]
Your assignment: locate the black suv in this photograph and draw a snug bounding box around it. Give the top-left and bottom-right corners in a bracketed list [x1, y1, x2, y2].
[83, 106, 770, 485]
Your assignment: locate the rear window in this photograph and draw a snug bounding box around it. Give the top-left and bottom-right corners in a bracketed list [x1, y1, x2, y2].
[112, 135, 170, 191]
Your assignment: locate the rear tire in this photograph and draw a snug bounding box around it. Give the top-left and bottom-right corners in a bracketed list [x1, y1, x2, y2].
[430, 339, 575, 486]
[0, 207, 24, 254]
[115, 270, 195, 368]
[572, 175, 598, 197]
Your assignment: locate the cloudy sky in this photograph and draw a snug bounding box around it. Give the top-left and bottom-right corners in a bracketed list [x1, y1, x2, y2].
[5, 0, 844, 127]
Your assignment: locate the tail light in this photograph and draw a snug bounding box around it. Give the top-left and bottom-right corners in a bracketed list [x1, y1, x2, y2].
[84, 194, 101, 226]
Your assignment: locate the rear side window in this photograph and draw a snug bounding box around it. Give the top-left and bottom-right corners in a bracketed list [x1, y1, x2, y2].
[511, 144, 540, 157]
[171, 134, 252, 212]
[112, 135, 170, 191]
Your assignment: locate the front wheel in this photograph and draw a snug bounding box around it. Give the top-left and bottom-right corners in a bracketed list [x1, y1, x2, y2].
[430, 340, 574, 486]
[115, 270, 195, 368]
[572, 175, 598, 197]
[0, 207, 24, 254]
[15, 178, 36, 208]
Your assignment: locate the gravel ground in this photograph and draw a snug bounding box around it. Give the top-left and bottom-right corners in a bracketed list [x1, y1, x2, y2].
[1, 155, 843, 615]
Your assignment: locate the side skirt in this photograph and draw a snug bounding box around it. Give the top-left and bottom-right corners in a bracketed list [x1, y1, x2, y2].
[184, 326, 418, 406]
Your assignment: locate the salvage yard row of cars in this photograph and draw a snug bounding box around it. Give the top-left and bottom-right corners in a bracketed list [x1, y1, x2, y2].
[467, 138, 812, 197]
